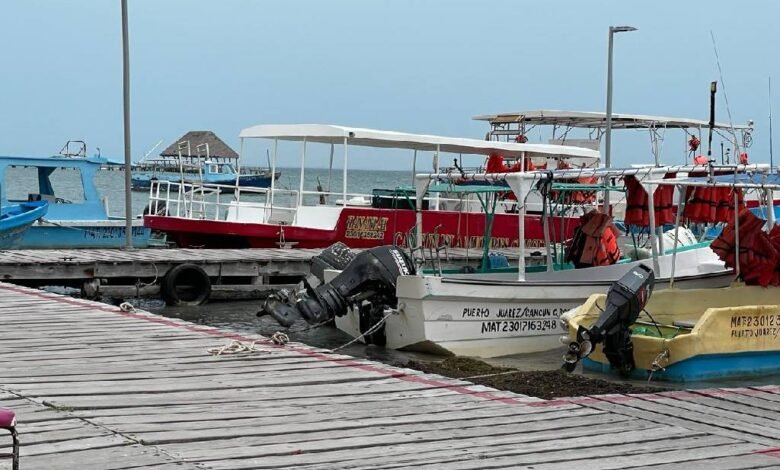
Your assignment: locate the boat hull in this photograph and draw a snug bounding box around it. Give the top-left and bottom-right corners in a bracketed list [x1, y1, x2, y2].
[145, 206, 576, 249]
[572, 287, 780, 381]
[0, 201, 48, 249]
[17, 221, 151, 249]
[336, 248, 734, 358]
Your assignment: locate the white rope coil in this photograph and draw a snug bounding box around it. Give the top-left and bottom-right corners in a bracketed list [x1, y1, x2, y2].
[270, 332, 289, 345]
[207, 340, 264, 356]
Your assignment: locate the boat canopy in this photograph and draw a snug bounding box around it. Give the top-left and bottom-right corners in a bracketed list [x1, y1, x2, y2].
[645, 171, 780, 189]
[238, 124, 601, 160]
[473, 110, 752, 130]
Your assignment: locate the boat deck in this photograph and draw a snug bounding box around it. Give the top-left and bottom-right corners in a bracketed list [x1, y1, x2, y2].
[1, 283, 779, 469]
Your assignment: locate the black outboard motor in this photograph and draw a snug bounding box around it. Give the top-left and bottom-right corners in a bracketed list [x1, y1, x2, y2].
[563, 264, 655, 376]
[259, 246, 415, 335]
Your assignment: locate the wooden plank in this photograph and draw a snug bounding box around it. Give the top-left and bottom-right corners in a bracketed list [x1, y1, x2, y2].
[3, 282, 780, 470]
[179, 415, 641, 469]
[574, 394, 779, 446]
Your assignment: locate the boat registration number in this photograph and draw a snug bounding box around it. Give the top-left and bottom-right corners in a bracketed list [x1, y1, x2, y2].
[480, 319, 558, 335]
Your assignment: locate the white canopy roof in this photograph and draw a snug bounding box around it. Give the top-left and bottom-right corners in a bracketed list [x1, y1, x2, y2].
[473, 110, 752, 131]
[238, 124, 600, 159]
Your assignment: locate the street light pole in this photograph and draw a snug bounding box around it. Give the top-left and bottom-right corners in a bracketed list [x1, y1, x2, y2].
[121, 0, 133, 249]
[603, 25, 637, 212]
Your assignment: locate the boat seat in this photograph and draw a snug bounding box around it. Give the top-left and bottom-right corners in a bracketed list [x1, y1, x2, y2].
[672, 320, 696, 329]
[0, 407, 19, 470]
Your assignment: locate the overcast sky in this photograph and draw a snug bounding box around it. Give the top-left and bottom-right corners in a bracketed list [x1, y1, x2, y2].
[1, 0, 777, 169]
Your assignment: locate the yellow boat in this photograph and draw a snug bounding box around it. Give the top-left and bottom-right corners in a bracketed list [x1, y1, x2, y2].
[565, 284, 780, 381]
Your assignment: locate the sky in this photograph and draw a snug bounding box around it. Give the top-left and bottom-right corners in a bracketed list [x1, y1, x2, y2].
[1, 0, 778, 170]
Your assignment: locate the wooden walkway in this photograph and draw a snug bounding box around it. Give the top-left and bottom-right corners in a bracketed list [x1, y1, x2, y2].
[0, 283, 779, 469]
[0, 247, 518, 281]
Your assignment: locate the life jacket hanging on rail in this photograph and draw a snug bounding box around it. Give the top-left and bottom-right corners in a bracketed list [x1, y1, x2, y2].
[711, 207, 780, 286]
[485, 153, 537, 202]
[623, 175, 675, 227]
[683, 186, 744, 224]
[551, 160, 597, 204]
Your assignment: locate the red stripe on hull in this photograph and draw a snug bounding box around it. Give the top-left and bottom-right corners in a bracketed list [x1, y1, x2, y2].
[145, 207, 579, 249]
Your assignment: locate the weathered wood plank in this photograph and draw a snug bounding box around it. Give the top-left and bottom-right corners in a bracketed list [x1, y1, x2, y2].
[2, 282, 780, 470]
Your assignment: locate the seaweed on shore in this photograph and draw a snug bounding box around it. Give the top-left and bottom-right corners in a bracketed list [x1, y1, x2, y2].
[403, 356, 667, 400]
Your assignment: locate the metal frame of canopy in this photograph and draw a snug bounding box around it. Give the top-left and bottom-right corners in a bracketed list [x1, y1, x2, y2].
[425, 181, 625, 273]
[235, 124, 600, 220]
[473, 110, 755, 167]
[414, 163, 770, 283]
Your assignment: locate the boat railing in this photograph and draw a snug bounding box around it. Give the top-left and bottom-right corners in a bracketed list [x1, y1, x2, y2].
[148, 179, 301, 223]
[148, 178, 532, 224]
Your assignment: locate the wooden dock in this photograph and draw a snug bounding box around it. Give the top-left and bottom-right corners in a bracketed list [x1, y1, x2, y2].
[1, 283, 779, 469]
[0, 247, 521, 303]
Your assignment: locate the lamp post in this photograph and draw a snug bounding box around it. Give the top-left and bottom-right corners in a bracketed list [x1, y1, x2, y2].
[603, 25, 637, 212]
[121, 0, 133, 248]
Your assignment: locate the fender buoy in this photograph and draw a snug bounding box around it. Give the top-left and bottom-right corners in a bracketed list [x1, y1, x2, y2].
[161, 263, 211, 306]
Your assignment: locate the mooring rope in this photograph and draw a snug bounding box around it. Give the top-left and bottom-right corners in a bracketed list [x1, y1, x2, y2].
[332, 309, 395, 352]
[207, 340, 266, 355]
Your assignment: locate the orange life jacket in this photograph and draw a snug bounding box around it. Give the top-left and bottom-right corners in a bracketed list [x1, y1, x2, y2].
[566, 210, 621, 268]
[623, 175, 675, 227]
[684, 187, 743, 223]
[711, 208, 780, 286]
[551, 161, 597, 204]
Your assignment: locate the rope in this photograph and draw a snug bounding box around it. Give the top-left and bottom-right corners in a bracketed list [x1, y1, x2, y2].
[648, 347, 670, 382]
[40, 218, 118, 236]
[291, 319, 332, 333]
[270, 331, 289, 345]
[207, 340, 266, 355]
[332, 309, 395, 352]
[458, 369, 524, 381]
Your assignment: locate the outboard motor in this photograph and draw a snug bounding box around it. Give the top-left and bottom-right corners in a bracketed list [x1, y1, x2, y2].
[563, 264, 654, 376]
[259, 246, 415, 338]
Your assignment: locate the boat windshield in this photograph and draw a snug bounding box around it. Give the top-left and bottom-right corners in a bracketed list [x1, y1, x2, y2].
[4, 166, 86, 203]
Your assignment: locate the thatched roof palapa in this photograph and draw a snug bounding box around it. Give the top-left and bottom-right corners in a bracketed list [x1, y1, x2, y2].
[160, 131, 239, 159]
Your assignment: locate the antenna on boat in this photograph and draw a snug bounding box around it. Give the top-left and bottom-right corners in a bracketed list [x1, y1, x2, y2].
[707, 81, 717, 168]
[710, 31, 741, 157]
[771, 76, 775, 169]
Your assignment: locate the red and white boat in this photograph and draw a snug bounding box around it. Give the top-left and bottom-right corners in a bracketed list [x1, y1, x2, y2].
[143, 124, 601, 249]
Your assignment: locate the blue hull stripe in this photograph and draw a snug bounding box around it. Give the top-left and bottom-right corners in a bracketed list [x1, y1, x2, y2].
[583, 350, 780, 382]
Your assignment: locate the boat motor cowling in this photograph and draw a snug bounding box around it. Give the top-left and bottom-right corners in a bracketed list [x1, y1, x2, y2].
[563, 264, 655, 376]
[259, 245, 415, 327]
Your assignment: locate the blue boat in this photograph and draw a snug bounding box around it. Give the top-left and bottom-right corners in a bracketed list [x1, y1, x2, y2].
[0, 150, 152, 249]
[131, 159, 278, 191]
[0, 200, 48, 249]
[131, 130, 279, 191]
